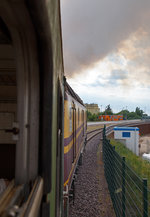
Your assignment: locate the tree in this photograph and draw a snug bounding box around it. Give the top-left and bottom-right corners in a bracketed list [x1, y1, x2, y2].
[104, 104, 113, 115]
[127, 112, 141, 120]
[135, 107, 144, 117]
[86, 111, 92, 121]
[87, 105, 148, 121]
[86, 111, 99, 121]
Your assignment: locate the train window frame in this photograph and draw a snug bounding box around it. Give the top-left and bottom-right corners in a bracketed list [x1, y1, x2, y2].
[82, 110, 84, 136]
[69, 105, 72, 132]
[82, 110, 84, 122]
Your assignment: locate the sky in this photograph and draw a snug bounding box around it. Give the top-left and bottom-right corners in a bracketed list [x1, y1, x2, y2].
[61, 0, 150, 115]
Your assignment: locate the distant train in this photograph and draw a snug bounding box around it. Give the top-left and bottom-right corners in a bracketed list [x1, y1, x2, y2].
[99, 115, 123, 121]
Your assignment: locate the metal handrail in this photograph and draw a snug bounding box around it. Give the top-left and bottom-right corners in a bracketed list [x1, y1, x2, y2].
[0, 177, 43, 217]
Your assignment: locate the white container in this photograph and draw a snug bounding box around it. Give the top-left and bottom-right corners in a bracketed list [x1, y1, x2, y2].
[142, 153, 150, 162]
[114, 127, 139, 156]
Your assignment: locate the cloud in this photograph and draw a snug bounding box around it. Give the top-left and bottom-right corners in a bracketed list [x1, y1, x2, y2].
[117, 30, 150, 88]
[109, 69, 128, 81]
[86, 80, 106, 88]
[61, 0, 150, 77]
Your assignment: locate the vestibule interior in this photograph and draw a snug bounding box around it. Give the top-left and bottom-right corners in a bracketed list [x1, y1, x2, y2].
[0, 18, 17, 180]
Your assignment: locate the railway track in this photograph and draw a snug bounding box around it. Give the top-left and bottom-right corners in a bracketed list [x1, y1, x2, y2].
[87, 128, 103, 142]
[69, 126, 115, 216]
[86, 120, 150, 142]
[86, 126, 113, 142]
[70, 120, 150, 216]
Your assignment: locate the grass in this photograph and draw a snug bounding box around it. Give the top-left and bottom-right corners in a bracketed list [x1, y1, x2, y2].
[110, 139, 150, 188]
[108, 139, 150, 216]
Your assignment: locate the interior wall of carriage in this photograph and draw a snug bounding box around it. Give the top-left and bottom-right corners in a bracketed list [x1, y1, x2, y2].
[0, 18, 17, 180]
[0, 1, 64, 216]
[0, 1, 41, 186]
[64, 92, 86, 188]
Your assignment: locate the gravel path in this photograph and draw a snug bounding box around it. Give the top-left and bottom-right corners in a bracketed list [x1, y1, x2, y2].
[69, 134, 116, 217]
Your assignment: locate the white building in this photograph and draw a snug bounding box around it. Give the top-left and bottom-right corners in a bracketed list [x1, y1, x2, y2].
[114, 127, 139, 156]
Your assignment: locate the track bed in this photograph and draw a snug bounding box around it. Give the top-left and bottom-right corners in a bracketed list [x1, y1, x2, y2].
[69, 133, 115, 217]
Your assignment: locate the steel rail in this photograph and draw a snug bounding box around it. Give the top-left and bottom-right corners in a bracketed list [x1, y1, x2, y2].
[87, 129, 103, 142]
[87, 128, 103, 135]
[86, 120, 148, 142]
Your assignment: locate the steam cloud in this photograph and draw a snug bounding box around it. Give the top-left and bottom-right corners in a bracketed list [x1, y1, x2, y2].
[61, 0, 150, 77]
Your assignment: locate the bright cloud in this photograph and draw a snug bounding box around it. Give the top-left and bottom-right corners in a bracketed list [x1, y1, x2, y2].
[67, 29, 150, 114]
[61, 0, 150, 115]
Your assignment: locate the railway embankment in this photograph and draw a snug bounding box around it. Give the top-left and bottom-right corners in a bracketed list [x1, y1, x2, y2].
[106, 122, 150, 157]
[70, 121, 150, 216]
[110, 138, 150, 187]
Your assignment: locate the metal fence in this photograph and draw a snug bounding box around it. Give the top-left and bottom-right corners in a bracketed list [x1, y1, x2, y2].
[102, 126, 150, 217]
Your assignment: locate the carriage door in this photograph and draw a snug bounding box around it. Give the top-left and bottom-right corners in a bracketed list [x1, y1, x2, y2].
[56, 82, 64, 217]
[0, 24, 17, 181]
[0, 2, 40, 186]
[72, 103, 76, 162]
[82, 110, 84, 136]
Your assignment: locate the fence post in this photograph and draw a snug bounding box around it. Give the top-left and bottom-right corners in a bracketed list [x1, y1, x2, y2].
[103, 124, 106, 136]
[111, 146, 115, 207]
[102, 125, 106, 162]
[143, 178, 148, 217]
[122, 157, 126, 217]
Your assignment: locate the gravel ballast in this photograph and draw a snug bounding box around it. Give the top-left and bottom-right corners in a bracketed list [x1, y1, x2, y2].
[69, 133, 116, 217]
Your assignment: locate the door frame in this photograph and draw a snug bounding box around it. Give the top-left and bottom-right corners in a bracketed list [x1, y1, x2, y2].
[72, 102, 76, 162]
[0, 1, 40, 184]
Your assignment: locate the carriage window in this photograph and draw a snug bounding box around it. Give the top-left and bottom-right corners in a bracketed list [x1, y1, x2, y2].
[69, 106, 72, 132]
[82, 110, 84, 123]
[78, 108, 80, 126]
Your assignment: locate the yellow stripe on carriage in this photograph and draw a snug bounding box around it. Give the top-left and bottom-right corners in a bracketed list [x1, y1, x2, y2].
[64, 140, 73, 154]
[64, 127, 83, 154]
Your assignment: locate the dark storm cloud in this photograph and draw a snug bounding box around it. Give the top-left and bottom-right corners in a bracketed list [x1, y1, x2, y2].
[61, 0, 150, 77]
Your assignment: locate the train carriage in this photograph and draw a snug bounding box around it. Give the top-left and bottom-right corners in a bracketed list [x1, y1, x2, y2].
[0, 1, 87, 217]
[0, 0, 64, 216]
[63, 80, 86, 213]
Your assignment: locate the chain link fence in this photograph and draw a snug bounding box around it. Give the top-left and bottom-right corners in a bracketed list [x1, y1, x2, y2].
[102, 126, 150, 217]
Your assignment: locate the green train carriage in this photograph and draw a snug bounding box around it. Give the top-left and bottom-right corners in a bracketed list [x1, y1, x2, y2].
[0, 0, 64, 216]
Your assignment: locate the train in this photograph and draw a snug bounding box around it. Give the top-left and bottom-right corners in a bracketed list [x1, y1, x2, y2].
[0, 1, 86, 217]
[64, 80, 86, 214]
[99, 115, 123, 121]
